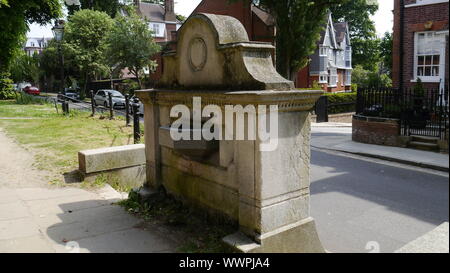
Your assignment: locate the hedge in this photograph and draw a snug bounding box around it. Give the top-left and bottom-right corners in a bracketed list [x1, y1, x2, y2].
[0, 73, 16, 100]
[325, 92, 357, 114]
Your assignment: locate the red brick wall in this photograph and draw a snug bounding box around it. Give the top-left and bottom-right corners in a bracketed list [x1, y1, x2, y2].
[352, 116, 401, 147]
[193, 0, 254, 39]
[193, 0, 276, 44]
[392, 0, 449, 89]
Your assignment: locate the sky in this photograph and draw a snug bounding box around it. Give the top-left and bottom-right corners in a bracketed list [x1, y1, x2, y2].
[28, 0, 393, 38]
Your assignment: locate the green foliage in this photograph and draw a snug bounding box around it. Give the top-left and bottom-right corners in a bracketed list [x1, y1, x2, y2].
[0, 0, 61, 71]
[64, 9, 114, 95]
[0, 72, 15, 100]
[106, 10, 161, 88]
[9, 52, 40, 84]
[330, 0, 380, 70]
[413, 78, 425, 97]
[66, 0, 121, 18]
[15, 92, 47, 105]
[237, 0, 345, 80]
[325, 92, 357, 114]
[352, 65, 392, 89]
[119, 188, 237, 253]
[379, 32, 393, 76]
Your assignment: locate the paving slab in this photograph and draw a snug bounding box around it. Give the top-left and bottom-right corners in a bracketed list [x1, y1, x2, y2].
[0, 235, 55, 253]
[0, 201, 30, 221]
[0, 217, 41, 240]
[51, 228, 178, 253]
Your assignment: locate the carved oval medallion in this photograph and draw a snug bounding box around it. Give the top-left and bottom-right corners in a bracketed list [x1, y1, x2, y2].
[188, 37, 207, 72]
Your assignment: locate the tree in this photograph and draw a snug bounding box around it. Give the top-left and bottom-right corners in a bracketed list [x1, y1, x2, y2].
[245, 0, 345, 80]
[9, 52, 40, 85]
[66, 0, 121, 17]
[106, 10, 161, 89]
[379, 32, 393, 76]
[0, 0, 61, 71]
[352, 65, 392, 89]
[64, 9, 114, 96]
[330, 0, 380, 70]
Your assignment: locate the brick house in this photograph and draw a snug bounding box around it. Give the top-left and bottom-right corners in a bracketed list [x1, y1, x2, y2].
[392, 0, 449, 91]
[122, 0, 182, 82]
[191, 0, 351, 92]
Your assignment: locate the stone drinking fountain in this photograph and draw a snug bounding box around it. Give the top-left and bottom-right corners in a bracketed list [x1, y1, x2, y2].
[136, 13, 325, 253]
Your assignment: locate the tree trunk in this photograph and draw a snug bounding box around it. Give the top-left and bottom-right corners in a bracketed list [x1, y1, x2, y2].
[82, 71, 89, 99]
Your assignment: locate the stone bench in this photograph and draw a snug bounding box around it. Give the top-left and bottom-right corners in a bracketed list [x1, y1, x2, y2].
[78, 144, 146, 190]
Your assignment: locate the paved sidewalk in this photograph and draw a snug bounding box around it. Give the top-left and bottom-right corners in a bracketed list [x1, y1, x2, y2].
[396, 222, 449, 253]
[311, 123, 449, 172]
[0, 129, 177, 253]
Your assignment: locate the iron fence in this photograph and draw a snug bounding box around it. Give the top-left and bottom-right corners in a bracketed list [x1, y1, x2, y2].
[356, 87, 449, 139]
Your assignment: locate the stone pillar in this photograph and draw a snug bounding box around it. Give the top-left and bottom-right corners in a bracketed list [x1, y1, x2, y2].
[138, 92, 161, 190]
[224, 96, 325, 253]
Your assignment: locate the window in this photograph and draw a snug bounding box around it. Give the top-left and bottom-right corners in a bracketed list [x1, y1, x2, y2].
[319, 75, 328, 84]
[345, 70, 352, 86]
[319, 46, 327, 56]
[149, 22, 165, 38]
[328, 68, 338, 87]
[414, 32, 445, 82]
[406, 0, 448, 8]
[345, 46, 352, 68]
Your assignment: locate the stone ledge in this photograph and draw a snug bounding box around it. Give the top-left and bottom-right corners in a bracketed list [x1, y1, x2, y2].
[78, 144, 145, 174]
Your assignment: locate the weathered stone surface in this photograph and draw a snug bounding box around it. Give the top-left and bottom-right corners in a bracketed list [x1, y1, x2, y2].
[136, 13, 324, 253]
[82, 165, 146, 190]
[159, 13, 294, 91]
[78, 144, 145, 174]
[224, 218, 325, 253]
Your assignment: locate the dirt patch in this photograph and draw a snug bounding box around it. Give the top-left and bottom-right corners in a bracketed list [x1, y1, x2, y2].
[0, 128, 52, 188]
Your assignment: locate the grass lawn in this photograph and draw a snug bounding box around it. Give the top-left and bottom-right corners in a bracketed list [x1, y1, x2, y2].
[0, 100, 138, 185]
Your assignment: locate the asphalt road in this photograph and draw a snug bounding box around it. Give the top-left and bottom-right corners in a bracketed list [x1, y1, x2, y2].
[310, 148, 449, 253]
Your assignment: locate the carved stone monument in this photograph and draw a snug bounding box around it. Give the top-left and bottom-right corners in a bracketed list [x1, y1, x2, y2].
[136, 13, 325, 253]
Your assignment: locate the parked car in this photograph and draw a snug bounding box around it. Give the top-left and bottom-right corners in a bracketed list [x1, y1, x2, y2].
[57, 92, 80, 102]
[129, 96, 144, 116]
[94, 90, 126, 109]
[23, 86, 40, 96]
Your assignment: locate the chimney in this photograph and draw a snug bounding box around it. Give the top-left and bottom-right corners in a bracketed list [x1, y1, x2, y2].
[165, 0, 176, 22]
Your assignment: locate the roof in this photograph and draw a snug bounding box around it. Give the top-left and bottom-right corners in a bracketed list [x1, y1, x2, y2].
[334, 22, 348, 43]
[137, 2, 180, 23]
[24, 37, 51, 48]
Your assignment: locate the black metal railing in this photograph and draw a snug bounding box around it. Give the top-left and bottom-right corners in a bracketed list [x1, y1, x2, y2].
[356, 87, 449, 139]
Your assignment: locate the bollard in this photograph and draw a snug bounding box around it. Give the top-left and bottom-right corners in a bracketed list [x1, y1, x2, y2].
[108, 92, 114, 120]
[90, 90, 95, 117]
[133, 103, 140, 144]
[125, 94, 130, 126]
[54, 98, 59, 114]
[65, 100, 70, 115]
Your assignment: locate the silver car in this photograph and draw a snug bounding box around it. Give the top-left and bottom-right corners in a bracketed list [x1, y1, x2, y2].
[94, 90, 126, 109]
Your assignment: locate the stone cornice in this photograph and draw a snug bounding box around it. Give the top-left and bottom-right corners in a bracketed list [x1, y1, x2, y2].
[136, 89, 323, 112]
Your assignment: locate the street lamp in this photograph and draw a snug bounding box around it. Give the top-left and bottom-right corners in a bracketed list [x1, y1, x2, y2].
[52, 20, 65, 94]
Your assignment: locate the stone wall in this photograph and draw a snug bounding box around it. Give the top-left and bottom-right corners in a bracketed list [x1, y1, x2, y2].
[311, 112, 354, 123]
[352, 115, 401, 147]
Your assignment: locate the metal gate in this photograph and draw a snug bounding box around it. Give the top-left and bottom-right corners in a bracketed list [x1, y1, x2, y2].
[400, 89, 449, 139]
[315, 96, 329, 123]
